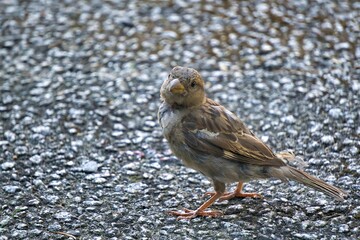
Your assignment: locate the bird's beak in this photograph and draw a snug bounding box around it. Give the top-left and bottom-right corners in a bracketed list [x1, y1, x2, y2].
[169, 79, 185, 94]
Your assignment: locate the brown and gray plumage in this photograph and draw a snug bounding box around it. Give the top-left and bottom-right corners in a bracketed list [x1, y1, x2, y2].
[158, 66, 348, 220]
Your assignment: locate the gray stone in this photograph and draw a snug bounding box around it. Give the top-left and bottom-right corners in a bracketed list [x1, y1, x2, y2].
[3, 185, 20, 193]
[328, 108, 343, 119]
[1, 161, 15, 170]
[81, 160, 99, 173]
[321, 135, 335, 144]
[29, 155, 42, 164]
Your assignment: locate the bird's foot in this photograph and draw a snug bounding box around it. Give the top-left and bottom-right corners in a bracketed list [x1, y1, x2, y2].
[220, 191, 263, 201]
[204, 191, 262, 202]
[168, 208, 223, 220]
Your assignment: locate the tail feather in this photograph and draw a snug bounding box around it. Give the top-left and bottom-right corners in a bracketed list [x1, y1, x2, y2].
[282, 166, 348, 201]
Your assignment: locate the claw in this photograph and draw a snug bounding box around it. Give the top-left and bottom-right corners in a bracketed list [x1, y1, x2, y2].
[168, 191, 224, 220]
[219, 191, 262, 201]
[169, 208, 223, 220]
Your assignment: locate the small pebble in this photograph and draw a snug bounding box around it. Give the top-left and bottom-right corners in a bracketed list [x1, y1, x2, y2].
[81, 160, 99, 173]
[1, 162, 15, 170]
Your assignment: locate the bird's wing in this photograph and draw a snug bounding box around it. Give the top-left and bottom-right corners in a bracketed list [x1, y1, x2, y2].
[182, 98, 286, 167]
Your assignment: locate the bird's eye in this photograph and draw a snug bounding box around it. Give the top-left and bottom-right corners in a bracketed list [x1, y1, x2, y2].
[168, 74, 171, 78]
[190, 81, 197, 88]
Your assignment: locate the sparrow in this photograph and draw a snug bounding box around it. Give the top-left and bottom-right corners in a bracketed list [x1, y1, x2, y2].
[158, 66, 348, 220]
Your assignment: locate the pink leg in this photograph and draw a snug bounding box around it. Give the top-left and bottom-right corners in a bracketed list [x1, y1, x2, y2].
[204, 182, 262, 202]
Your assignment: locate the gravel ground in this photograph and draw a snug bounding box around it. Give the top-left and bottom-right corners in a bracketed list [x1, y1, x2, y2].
[1, 0, 359, 239]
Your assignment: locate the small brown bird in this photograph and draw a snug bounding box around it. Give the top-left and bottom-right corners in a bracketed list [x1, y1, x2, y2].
[158, 66, 347, 220]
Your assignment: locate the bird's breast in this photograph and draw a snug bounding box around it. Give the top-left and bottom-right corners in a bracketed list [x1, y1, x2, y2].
[158, 104, 188, 142]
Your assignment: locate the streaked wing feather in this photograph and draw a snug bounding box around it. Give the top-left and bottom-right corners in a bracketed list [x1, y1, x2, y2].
[183, 98, 285, 167]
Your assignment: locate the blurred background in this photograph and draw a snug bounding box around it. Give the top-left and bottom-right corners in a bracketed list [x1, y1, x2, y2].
[0, 0, 359, 239]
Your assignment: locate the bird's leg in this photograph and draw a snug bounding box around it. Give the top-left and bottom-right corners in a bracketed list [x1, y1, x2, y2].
[220, 182, 262, 201]
[204, 182, 262, 202]
[168, 192, 223, 220]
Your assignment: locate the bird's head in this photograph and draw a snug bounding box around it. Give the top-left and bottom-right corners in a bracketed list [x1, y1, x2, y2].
[160, 66, 205, 108]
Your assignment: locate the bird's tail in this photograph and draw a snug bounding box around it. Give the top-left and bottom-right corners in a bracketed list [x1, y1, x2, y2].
[279, 166, 348, 201]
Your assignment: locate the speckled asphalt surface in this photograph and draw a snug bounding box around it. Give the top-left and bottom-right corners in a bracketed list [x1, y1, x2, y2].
[0, 0, 359, 239]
